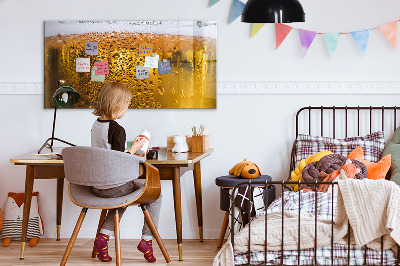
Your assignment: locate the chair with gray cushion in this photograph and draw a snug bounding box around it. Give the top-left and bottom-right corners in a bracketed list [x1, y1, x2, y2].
[60, 146, 171, 265]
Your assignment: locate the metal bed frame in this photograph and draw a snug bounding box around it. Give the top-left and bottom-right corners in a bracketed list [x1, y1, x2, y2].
[230, 106, 400, 266]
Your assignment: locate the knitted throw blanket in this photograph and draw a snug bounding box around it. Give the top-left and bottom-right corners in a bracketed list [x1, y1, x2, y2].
[335, 178, 400, 251]
[213, 211, 339, 266]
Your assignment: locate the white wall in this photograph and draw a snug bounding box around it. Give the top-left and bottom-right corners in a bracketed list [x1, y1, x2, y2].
[1, 0, 400, 240]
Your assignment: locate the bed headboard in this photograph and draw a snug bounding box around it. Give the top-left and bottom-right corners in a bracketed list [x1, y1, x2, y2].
[290, 106, 400, 179]
[295, 106, 400, 138]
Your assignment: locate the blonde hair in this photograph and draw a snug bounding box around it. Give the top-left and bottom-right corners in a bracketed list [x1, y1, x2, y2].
[93, 82, 132, 120]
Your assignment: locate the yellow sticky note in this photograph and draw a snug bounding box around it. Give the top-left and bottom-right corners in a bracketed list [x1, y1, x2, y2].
[139, 42, 153, 56]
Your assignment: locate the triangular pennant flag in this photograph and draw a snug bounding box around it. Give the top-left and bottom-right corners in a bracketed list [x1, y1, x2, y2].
[275, 23, 293, 49]
[229, 0, 245, 24]
[351, 29, 370, 55]
[378, 21, 398, 50]
[209, 0, 220, 7]
[323, 33, 341, 58]
[298, 29, 317, 58]
[251, 23, 266, 38]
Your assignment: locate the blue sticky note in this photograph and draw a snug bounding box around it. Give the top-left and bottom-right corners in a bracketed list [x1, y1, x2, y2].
[158, 60, 171, 75]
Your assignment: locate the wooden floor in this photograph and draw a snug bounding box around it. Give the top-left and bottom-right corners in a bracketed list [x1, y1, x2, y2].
[0, 239, 222, 265]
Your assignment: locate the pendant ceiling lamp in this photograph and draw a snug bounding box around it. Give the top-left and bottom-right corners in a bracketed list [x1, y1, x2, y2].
[241, 0, 305, 23]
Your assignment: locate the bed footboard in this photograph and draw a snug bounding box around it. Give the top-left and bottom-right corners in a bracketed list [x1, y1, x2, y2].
[230, 180, 400, 266]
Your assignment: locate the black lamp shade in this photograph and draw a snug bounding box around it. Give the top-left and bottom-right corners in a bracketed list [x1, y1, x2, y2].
[38, 81, 80, 153]
[52, 84, 80, 108]
[241, 0, 305, 23]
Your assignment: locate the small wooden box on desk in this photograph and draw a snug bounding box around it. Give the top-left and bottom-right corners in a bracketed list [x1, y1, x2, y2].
[167, 135, 209, 152]
[191, 135, 209, 152]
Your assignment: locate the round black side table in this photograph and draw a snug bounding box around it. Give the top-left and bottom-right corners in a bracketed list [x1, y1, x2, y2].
[215, 175, 275, 248]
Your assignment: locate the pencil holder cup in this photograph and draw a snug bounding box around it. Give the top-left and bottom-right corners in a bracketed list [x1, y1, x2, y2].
[191, 135, 209, 153]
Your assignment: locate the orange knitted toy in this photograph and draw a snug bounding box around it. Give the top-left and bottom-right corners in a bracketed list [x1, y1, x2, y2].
[347, 146, 391, 180]
[317, 162, 358, 192]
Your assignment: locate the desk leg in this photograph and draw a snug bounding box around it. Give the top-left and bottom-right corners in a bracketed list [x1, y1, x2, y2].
[20, 165, 35, 259]
[172, 167, 183, 261]
[56, 178, 64, 241]
[193, 161, 203, 242]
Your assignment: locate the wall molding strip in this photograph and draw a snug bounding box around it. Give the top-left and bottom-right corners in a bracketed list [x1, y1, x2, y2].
[0, 83, 44, 95]
[1, 81, 400, 95]
[217, 81, 400, 94]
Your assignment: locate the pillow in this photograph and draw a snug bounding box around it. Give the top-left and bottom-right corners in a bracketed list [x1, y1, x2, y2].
[347, 146, 391, 180]
[295, 131, 385, 167]
[382, 126, 400, 184]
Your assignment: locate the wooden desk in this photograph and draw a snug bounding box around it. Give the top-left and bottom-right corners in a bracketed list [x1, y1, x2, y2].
[10, 147, 213, 261]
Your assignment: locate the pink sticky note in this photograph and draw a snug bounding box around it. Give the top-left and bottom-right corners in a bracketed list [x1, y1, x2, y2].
[94, 60, 109, 76]
[139, 42, 153, 56]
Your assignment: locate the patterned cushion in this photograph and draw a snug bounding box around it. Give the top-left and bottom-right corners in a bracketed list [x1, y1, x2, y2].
[294, 131, 385, 167]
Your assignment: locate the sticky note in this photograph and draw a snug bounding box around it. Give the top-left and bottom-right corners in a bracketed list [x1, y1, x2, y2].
[76, 58, 90, 72]
[158, 60, 171, 75]
[91, 66, 105, 82]
[136, 66, 150, 79]
[144, 54, 159, 68]
[94, 60, 109, 76]
[85, 41, 98, 55]
[139, 42, 153, 56]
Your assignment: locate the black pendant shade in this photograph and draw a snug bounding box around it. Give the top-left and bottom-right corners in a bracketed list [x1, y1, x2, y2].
[241, 0, 305, 23]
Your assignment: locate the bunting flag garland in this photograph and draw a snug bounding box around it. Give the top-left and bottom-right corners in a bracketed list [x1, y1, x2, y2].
[298, 29, 317, 58]
[209, 0, 220, 7]
[275, 23, 293, 49]
[378, 21, 398, 50]
[323, 33, 341, 58]
[229, 0, 245, 24]
[351, 29, 370, 55]
[207, 1, 400, 58]
[251, 23, 266, 38]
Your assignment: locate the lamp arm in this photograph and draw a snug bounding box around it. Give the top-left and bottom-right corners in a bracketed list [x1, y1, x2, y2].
[50, 106, 57, 148]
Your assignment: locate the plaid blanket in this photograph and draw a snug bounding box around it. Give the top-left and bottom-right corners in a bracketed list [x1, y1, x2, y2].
[234, 191, 397, 265]
[234, 244, 397, 265]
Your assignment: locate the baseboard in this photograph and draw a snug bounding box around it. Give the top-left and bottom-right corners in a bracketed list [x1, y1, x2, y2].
[1, 81, 400, 95]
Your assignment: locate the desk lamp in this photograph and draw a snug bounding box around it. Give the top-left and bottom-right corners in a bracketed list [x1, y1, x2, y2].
[241, 0, 305, 23]
[38, 80, 80, 154]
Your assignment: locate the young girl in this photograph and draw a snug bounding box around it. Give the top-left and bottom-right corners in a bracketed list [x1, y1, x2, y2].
[91, 82, 162, 263]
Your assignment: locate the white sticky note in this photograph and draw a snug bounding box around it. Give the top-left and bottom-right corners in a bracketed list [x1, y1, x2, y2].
[136, 66, 150, 79]
[76, 58, 90, 72]
[144, 54, 159, 68]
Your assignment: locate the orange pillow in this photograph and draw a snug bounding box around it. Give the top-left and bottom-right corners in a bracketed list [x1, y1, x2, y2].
[347, 146, 391, 180]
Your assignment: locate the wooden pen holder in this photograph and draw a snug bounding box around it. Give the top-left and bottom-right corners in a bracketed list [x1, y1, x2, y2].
[191, 135, 209, 153]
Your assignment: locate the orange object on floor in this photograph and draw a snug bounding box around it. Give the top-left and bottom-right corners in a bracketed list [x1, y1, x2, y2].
[29, 237, 39, 247]
[3, 238, 11, 247]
